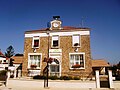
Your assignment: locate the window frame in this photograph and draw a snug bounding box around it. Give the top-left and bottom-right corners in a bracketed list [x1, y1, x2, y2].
[32, 36, 40, 48]
[51, 35, 60, 48]
[72, 34, 81, 47]
[28, 53, 42, 69]
[69, 53, 85, 69]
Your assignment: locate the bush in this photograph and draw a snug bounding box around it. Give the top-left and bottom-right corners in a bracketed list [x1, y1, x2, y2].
[59, 76, 63, 80]
[0, 70, 7, 81]
[33, 75, 79, 80]
[10, 74, 14, 78]
[0, 70, 7, 76]
[33, 75, 46, 79]
[60, 76, 72, 80]
[49, 76, 58, 80]
[73, 76, 80, 80]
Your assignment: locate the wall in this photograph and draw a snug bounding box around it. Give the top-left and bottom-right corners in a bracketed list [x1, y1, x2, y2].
[23, 30, 92, 79]
[60, 35, 92, 78]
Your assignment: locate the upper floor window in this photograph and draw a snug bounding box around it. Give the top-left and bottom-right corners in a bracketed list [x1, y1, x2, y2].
[32, 36, 39, 48]
[69, 53, 85, 69]
[72, 35, 80, 47]
[52, 36, 59, 48]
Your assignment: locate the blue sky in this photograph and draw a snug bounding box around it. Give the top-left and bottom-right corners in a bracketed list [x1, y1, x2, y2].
[0, 0, 120, 64]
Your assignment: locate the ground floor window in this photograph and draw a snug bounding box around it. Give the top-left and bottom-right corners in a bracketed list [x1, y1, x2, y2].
[69, 53, 85, 69]
[28, 53, 42, 69]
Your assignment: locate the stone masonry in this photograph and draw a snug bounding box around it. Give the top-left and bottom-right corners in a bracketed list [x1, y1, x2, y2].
[23, 29, 92, 79]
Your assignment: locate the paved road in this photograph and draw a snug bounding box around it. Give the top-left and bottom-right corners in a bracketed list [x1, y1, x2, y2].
[0, 79, 120, 90]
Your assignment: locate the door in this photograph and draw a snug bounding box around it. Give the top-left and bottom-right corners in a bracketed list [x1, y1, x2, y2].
[49, 59, 60, 76]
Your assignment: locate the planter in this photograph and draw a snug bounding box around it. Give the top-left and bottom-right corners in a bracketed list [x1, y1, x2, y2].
[30, 65, 37, 69]
[72, 64, 83, 68]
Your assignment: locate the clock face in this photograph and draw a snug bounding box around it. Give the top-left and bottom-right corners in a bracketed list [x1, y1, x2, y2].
[53, 23, 59, 27]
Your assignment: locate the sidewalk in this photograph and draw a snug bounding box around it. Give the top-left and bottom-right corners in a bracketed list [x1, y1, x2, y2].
[0, 79, 119, 90]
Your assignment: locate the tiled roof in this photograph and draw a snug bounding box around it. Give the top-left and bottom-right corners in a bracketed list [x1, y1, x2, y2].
[0, 51, 6, 58]
[12, 56, 24, 64]
[92, 59, 110, 67]
[25, 26, 90, 34]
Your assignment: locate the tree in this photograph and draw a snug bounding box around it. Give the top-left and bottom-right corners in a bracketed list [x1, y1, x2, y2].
[9, 58, 14, 66]
[5, 45, 14, 66]
[117, 61, 120, 69]
[111, 61, 120, 77]
[5, 45, 14, 58]
[111, 65, 117, 76]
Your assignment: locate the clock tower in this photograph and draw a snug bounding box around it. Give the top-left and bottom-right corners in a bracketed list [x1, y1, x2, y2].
[50, 16, 62, 30]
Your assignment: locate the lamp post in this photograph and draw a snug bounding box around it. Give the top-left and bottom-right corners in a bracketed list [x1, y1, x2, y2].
[46, 30, 50, 87]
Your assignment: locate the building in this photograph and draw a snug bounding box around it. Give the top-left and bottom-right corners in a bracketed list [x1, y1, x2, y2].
[92, 59, 110, 75]
[23, 16, 92, 79]
[0, 51, 8, 70]
[0, 50, 23, 78]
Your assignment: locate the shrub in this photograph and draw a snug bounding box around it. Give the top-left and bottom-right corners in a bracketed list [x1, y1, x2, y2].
[49, 76, 58, 80]
[0, 70, 7, 76]
[10, 74, 14, 78]
[33, 75, 46, 79]
[59, 76, 64, 80]
[73, 76, 80, 80]
[60, 76, 72, 80]
[0, 70, 7, 81]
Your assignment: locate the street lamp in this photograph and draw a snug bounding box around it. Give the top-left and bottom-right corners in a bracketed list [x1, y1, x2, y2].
[46, 30, 50, 87]
[44, 29, 50, 88]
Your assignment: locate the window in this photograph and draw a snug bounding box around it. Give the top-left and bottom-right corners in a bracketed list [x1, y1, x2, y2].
[69, 53, 85, 69]
[32, 36, 39, 48]
[28, 53, 41, 69]
[50, 65, 59, 73]
[72, 35, 80, 47]
[4, 60, 6, 63]
[49, 59, 60, 76]
[52, 36, 59, 48]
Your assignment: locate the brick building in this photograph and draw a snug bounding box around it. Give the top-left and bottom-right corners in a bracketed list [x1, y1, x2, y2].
[23, 16, 92, 79]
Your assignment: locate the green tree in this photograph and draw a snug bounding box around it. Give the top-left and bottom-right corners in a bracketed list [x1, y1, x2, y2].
[5, 45, 14, 58]
[111, 61, 120, 76]
[5, 45, 14, 66]
[111, 65, 117, 76]
[117, 61, 120, 69]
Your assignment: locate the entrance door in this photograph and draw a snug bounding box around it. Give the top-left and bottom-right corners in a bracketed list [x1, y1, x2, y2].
[49, 59, 60, 76]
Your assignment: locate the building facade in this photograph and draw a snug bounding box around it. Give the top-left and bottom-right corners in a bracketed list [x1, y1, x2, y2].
[23, 16, 92, 79]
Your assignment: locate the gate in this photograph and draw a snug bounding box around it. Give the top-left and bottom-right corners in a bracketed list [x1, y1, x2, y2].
[100, 75, 110, 88]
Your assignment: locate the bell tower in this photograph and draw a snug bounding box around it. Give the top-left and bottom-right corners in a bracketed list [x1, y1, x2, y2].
[50, 16, 62, 30]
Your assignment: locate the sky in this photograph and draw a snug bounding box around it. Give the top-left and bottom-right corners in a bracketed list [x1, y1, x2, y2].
[0, 0, 120, 64]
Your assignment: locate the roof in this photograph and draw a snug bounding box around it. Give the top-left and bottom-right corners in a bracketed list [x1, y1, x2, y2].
[92, 59, 110, 67]
[12, 56, 24, 64]
[25, 26, 90, 34]
[0, 51, 6, 58]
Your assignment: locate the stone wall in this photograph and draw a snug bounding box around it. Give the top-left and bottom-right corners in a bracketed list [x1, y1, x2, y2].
[23, 37, 49, 76]
[60, 35, 92, 78]
[23, 33, 92, 78]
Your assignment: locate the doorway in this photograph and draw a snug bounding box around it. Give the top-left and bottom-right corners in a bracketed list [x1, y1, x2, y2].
[49, 59, 60, 76]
